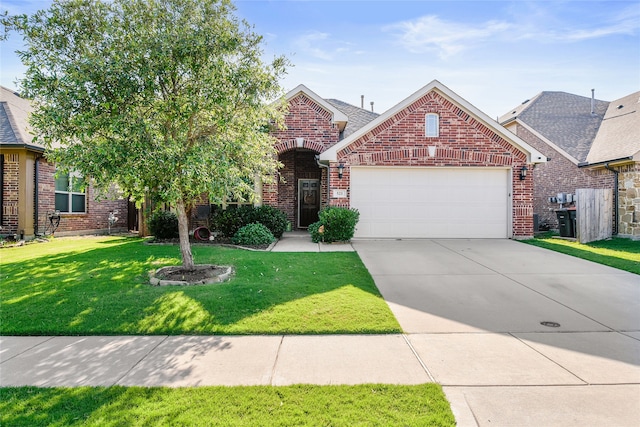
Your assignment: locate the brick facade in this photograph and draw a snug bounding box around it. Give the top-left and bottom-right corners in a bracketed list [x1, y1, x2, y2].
[38, 158, 129, 235]
[511, 124, 615, 229]
[1, 153, 129, 239]
[332, 90, 534, 237]
[265, 92, 340, 228]
[1, 153, 20, 234]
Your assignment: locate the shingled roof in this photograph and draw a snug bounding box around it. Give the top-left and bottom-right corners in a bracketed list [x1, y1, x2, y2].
[0, 86, 43, 151]
[499, 91, 609, 163]
[586, 91, 640, 164]
[325, 98, 379, 139]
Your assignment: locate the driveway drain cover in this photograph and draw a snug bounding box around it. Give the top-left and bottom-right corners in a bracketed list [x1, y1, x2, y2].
[540, 321, 561, 328]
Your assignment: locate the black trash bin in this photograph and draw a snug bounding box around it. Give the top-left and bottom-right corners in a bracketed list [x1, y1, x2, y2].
[555, 209, 576, 238]
[568, 208, 577, 238]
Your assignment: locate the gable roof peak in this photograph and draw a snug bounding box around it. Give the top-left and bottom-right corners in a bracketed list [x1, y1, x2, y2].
[283, 84, 348, 130]
[320, 79, 547, 164]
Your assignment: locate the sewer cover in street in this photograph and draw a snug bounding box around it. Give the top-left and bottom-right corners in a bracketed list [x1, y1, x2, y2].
[540, 321, 561, 328]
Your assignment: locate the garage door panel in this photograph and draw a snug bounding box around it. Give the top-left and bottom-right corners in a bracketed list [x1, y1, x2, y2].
[351, 167, 509, 239]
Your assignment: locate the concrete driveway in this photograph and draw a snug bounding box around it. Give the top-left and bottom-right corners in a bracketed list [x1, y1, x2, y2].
[353, 239, 640, 427]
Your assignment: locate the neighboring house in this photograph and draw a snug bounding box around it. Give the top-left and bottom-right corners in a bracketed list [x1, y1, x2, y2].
[581, 92, 640, 238]
[499, 90, 639, 239]
[0, 86, 130, 239]
[262, 80, 547, 239]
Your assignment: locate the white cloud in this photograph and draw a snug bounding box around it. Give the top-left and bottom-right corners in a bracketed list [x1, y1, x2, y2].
[292, 30, 362, 61]
[386, 4, 640, 58]
[562, 6, 640, 41]
[384, 15, 513, 58]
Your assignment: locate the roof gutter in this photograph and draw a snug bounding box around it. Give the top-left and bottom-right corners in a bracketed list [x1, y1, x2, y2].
[499, 117, 517, 126]
[577, 156, 634, 169]
[0, 143, 46, 154]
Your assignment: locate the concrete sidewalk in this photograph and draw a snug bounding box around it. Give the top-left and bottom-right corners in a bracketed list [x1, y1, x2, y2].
[2, 332, 638, 426]
[270, 230, 354, 252]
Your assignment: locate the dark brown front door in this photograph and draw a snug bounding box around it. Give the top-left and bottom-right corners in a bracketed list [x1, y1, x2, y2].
[298, 179, 319, 228]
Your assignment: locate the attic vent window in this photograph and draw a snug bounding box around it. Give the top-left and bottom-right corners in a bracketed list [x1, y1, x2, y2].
[425, 113, 439, 137]
[617, 105, 624, 109]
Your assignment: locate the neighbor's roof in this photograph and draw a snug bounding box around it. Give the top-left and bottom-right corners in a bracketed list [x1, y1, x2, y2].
[325, 98, 379, 139]
[499, 91, 609, 163]
[586, 91, 640, 165]
[321, 79, 547, 164]
[0, 86, 42, 151]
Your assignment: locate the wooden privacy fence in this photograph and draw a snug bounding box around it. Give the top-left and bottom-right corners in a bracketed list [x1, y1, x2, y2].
[576, 188, 613, 243]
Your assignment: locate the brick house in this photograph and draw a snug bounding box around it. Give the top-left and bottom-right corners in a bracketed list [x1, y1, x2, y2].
[499, 90, 639, 238]
[263, 80, 547, 239]
[1, 86, 130, 239]
[581, 92, 640, 238]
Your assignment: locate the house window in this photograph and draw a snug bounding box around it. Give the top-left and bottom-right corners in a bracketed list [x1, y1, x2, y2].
[426, 113, 439, 137]
[55, 171, 86, 213]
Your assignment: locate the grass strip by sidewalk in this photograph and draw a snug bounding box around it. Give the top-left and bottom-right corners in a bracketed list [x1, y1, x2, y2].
[521, 235, 639, 275]
[1, 236, 401, 335]
[0, 384, 455, 427]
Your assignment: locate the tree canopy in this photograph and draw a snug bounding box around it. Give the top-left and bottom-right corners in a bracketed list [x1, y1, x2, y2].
[5, 0, 289, 268]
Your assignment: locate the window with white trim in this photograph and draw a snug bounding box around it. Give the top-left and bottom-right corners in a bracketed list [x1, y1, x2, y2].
[55, 171, 86, 213]
[425, 113, 439, 137]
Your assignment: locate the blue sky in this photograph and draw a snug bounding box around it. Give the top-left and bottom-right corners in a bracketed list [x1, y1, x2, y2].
[2, 0, 639, 118]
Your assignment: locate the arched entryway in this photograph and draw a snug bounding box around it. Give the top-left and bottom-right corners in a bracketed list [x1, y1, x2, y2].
[277, 148, 323, 229]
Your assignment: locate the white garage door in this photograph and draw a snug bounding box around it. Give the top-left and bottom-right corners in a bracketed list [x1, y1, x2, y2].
[350, 167, 510, 238]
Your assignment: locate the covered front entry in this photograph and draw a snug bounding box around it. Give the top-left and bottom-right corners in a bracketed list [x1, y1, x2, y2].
[277, 149, 322, 229]
[350, 167, 510, 238]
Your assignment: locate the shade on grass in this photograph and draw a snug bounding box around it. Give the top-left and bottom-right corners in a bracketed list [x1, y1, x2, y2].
[521, 236, 640, 275]
[0, 236, 401, 335]
[0, 384, 455, 426]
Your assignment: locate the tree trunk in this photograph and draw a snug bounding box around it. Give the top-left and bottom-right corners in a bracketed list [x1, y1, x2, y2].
[175, 199, 195, 270]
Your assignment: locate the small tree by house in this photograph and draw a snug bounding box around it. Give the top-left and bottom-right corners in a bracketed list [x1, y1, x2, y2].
[4, 0, 288, 269]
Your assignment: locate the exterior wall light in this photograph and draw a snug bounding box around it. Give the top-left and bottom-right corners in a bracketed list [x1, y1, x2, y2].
[337, 163, 345, 179]
[519, 165, 528, 181]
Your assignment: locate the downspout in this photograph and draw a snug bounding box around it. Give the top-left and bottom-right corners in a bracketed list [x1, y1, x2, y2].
[604, 163, 619, 235]
[315, 155, 330, 208]
[34, 156, 40, 235]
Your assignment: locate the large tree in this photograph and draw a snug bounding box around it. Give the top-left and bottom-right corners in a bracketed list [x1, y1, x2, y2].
[5, 0, 288, 269]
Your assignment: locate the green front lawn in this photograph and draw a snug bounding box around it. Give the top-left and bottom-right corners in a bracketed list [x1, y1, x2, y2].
[0, 384, 455, 426]
[522, 235, 640, 274]
[0, 236, 401, 335]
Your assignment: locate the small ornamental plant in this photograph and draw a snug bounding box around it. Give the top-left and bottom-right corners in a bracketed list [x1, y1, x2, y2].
[309, 207, 359, 243]
[232, 223, 275, 246]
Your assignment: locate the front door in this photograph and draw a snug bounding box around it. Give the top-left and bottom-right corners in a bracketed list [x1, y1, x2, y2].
[298, 179, 319, 228]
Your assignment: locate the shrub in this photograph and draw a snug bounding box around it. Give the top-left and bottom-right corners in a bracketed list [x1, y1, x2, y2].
[232, 223, 275, 246]
[250, 205, 288, 238]
[209, 206, 253, 237]
[210, 205, 287, 238]
[309, 207, 359, 243]
[147, 210, 179, 239]
[308, 221, 323, 243]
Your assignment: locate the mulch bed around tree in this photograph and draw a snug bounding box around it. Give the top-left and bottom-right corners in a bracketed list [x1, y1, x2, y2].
[146, 236, 273, 251]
